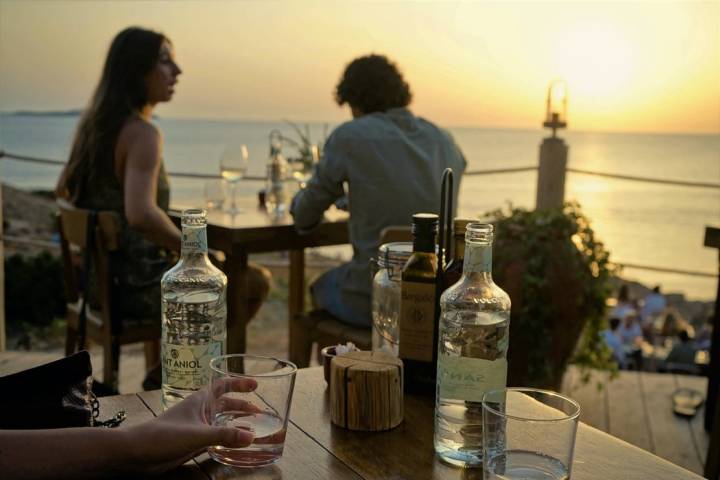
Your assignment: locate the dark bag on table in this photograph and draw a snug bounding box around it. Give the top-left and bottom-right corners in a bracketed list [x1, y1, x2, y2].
[0, 350, 125, 429]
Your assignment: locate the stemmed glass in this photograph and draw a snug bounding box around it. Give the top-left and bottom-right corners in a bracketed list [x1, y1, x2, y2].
[219, 144, 249, 214]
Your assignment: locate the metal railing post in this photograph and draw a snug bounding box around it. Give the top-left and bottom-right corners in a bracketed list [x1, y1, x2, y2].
[0, 179, 5, 352]
[536, 136, 568, 210]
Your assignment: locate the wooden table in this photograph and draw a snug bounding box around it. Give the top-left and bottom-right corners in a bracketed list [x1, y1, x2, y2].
[100, 367, 703, 479]
[171, 201, 349, 357]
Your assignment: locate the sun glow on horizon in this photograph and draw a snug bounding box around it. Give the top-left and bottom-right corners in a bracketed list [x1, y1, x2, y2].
[0, 1, 718, 134]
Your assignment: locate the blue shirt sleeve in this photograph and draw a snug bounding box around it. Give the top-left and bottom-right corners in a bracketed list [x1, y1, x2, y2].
[290, 130, 348, 232]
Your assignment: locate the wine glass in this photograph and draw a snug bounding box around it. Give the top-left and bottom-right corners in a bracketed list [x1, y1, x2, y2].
[219, 144, 248, 214]
[291, 144, 319, 188]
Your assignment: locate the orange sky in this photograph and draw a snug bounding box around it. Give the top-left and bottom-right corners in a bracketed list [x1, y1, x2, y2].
[0, 0, 718, 133]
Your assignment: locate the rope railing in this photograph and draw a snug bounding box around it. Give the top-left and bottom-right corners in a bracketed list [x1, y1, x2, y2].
[3, 149, 717, 190]
[5, 233, 716, 278]
[615, 262, 717, 279]
[465, 166, 537, 176]
[0, 150, 267, 181]
[567, 167, 720, 190]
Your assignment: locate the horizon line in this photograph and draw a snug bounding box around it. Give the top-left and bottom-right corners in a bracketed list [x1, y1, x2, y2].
[1, 109, 718, 137]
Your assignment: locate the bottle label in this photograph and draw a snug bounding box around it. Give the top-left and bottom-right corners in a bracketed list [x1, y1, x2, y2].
[399, 281, 437, 362]
[465, 245, 492, 273]
[182, 227, 207, 253]
[438, 355, 507, 402]
[161, 341, 223, 390]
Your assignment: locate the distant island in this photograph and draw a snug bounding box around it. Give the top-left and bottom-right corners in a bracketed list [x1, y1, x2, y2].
[2, 109, 161, 120]
[3, 109, 82, 117]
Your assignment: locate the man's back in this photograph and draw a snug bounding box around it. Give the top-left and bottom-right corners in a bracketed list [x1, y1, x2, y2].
[292, 108, 466, 308]
[337, 108, 465, 271]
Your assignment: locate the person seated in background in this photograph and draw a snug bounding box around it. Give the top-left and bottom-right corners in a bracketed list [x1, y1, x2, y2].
[695, 315, 714, 351]
[640, 285, 666, 334]
[660, 308, 687, 338]
[602, 317, 626, 369]
[618, 312, 644, 369]
[291, 54, 467, 327]
[610, 284, 636, 320]
[665, 329, 698, 366]
[55, 27, 271, 388]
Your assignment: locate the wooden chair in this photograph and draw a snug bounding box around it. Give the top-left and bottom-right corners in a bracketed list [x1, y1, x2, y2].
[289, 226, 412, 367]
[57, 201, 160, 390]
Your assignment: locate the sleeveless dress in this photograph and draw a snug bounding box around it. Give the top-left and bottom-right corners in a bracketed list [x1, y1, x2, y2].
[76, 159, 173, 319]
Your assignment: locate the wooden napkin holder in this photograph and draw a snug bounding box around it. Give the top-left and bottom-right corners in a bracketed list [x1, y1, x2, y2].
[330, 351, 403, 431]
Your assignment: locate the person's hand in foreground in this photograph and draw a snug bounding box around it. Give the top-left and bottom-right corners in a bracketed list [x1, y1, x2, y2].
[0, 377, 258, 479]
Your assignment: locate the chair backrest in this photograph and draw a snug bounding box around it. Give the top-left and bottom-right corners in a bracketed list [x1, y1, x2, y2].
[379, 225, 412, 245]
[57, 199, 121, 318]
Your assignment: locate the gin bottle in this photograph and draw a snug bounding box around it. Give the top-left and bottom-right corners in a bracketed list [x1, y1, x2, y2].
[399, 213, 439, 395]
[161, 209, 227, 410]
[434, 223, 511, 467]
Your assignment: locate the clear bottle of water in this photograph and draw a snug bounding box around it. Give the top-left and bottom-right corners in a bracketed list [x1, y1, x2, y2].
[266, 130, 288, 216]
[434, 223, 511, 467]
[161, 209, 227, 410]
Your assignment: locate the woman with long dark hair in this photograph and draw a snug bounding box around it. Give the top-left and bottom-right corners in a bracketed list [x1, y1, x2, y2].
[56, 26, 182, 316]
[56, 27, 270, 388]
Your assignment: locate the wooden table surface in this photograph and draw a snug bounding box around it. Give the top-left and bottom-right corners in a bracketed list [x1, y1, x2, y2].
[99, 367, 703, 479]
[170, 202, 349, 358]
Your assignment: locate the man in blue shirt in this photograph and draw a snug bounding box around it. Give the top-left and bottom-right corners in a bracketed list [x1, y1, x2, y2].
[291, 54, 467, 327]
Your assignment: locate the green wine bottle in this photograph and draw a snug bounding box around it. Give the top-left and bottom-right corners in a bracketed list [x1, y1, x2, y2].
[399, 213, 439, 395]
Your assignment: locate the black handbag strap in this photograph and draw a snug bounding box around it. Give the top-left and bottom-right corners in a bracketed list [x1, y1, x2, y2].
[77, 210, 98, 351]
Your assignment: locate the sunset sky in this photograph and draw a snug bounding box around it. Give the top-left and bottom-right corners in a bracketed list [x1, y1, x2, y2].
[1, 0, 718, 134]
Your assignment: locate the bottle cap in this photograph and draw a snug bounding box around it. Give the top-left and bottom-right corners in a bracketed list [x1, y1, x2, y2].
[411, 213, 438, 236]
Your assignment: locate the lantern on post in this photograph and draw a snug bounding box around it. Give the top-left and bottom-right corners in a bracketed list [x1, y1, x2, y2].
[536, 80, 569, 210]
[543, 80, 568, 138]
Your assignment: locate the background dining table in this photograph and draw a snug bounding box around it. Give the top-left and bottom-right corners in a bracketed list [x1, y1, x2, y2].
[170, 200, 349, 357]
[99, 366, 704, 479]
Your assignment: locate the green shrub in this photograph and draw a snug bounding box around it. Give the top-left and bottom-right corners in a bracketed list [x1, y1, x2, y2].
[4, 251, 66, 335]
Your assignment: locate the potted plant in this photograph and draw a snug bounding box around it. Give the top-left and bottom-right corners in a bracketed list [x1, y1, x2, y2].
[489, 202, 617, 390]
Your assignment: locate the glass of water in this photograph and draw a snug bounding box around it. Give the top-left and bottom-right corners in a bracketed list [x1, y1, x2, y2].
[204, 179, 226, 211]
[482, 388, 580, 480]
[204, 354, 297, 468]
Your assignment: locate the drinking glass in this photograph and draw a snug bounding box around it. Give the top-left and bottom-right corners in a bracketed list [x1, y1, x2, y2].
[290, 144, 319, 188]
[204, 354, 297, 468]
[219, 144, 249, 214]
[204, 179, 226, 211]
[482, 388, 580, 480]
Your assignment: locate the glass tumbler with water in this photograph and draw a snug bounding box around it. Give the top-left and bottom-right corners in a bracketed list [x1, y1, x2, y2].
[205, 354, 297, 467]
[482, 388, 580, 480]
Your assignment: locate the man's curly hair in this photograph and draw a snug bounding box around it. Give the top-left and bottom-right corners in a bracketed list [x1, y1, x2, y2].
[334, 54, 412, 114]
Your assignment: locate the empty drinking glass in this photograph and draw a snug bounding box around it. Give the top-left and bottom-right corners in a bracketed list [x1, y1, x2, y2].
[204, 179, 226, 210]
[482, 388, 580, 479]
[204, 354, 297, 468]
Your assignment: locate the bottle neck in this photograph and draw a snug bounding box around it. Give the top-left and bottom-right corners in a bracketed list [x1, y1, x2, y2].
[452, 235, 465, 261]
[412, 234, 435, 254]
[181, 225, 209, 258]
[462, 242, 492, 277]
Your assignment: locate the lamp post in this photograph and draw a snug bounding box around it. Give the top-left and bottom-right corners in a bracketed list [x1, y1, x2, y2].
[536, 80, 569, 210]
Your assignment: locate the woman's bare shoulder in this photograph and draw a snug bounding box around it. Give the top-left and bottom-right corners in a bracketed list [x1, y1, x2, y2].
[119, 116, 161, 144]
[115, 116, 163, 171]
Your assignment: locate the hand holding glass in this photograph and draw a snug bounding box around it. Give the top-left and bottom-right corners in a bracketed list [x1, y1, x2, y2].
[482, 388, 580, 479]
[219, 144, 248, 214]
[204, 354, 297, 468]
